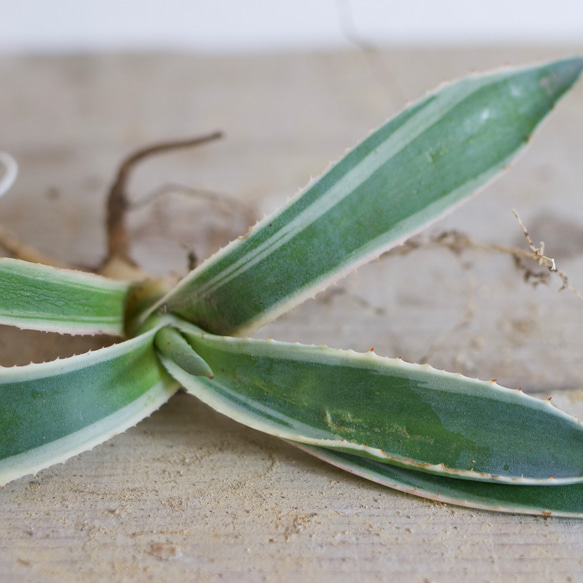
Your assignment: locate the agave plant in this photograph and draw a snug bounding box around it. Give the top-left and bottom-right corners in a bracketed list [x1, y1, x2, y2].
[1, 57, 583, 518]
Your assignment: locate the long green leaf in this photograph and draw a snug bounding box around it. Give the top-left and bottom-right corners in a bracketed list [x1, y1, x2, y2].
[0, 258, 131, 335]
[156, 318, 583, 485]
[296, 444, 583, 518]
[148, 57, 583, 335]
[0, 328, 178, 486]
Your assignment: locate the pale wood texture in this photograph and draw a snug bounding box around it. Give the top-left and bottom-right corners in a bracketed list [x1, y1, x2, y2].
[2, 48, 583, 583]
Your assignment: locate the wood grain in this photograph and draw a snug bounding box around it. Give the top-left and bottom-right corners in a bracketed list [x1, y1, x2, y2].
[1, 48, 583, 582]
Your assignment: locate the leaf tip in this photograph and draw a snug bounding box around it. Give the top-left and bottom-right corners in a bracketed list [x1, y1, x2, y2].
[540, 56, 583, 100]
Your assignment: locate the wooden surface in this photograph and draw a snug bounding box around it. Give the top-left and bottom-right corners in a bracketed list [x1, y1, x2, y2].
[2, 47, 583, 582]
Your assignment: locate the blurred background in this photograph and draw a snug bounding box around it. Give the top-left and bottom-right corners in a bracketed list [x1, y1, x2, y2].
[1, 0, 583, 389]
[1, 0, 583, 52]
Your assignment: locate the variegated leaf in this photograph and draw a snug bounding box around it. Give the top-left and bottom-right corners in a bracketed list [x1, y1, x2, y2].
[0, 258, 131, 335]
[147, 58, 583, 335]
[155, 318, 583, 485]
[296, 444, 583, 518]
[0, 327, 178, 485]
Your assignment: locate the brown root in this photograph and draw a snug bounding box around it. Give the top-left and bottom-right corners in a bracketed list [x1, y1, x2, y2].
[105, 132, 223, 267]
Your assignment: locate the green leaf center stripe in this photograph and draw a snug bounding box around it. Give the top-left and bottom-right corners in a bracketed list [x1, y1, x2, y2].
[0, 258, 131, 335]
[0, 377, 176, 486]
[296, 445, 583, 518]
[0, 332, 160, 459]
[154, 58, 583, 336]
[163, 319, 583, 484]
[175, 74, 498, 301]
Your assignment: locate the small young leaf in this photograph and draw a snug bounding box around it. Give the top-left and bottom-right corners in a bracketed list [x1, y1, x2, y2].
[149, 58, 583, 335]
[158, 318, 583, 485]
[296, 444, 583, 518]
[0, 258, 132, 335]
[0, 328, 178, 486]
[154, 326, 213, 377]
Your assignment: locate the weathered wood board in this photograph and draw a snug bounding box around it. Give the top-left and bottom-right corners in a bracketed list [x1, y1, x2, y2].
[1, 48, 583, 582]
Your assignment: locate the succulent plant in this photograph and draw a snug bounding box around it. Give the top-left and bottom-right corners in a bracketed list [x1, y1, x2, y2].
[1, 57, 582, 517]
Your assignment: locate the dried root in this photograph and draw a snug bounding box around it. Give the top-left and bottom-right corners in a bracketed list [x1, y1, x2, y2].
[105, 132, 223, 266]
